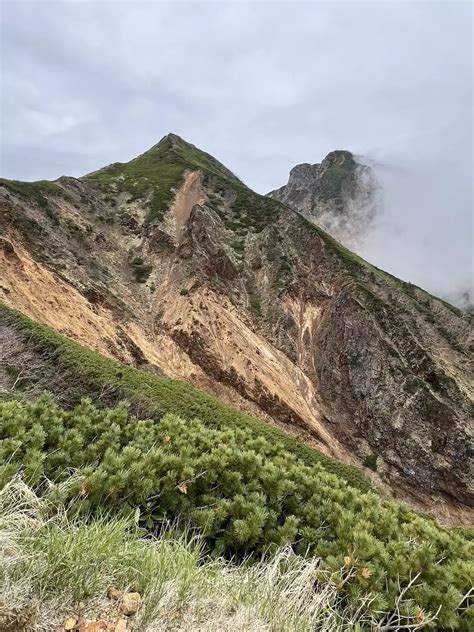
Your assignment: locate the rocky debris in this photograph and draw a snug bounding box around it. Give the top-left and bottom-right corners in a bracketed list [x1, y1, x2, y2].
[114, 620, 128, 632]
[107, 588, 123, 601]
[60, 590, 140, 632]
[80, 622, 108, 632]
[119, 592, 141, 616]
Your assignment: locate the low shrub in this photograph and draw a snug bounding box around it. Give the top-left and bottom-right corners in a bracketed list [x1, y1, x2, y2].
[363, 453, 378, 472]
[130, 258, 152, 283]
[1, 397, 472, 629]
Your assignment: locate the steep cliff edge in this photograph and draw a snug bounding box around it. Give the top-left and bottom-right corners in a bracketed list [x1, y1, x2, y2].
[1, 133, 472, 524]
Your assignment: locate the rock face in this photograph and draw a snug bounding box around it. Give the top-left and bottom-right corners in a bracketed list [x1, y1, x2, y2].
[268, 150, 378, 250]
[0, 133, 472, 524]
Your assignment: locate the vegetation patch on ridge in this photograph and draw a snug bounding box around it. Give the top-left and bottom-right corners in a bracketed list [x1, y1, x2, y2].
[83, 135, 243, 224]
[317, 150, 359, 203]
[0, 178, 64, 206]
[83, 134, 284, 231]
[130, 256, 152, 283]
[0, 178, 66, 225]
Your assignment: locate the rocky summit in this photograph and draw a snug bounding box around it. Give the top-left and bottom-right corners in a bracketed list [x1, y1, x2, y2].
[0, 133, 472, 524]
[268, 150, 378, 250]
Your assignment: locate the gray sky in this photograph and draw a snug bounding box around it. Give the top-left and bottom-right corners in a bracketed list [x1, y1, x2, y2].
[1, 1, 472, 301]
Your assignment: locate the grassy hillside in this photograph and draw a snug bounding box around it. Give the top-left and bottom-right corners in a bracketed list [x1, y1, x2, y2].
[0, 303, 370, 491]
[1, 398, 473, 630]
[0, 178, 68, 227]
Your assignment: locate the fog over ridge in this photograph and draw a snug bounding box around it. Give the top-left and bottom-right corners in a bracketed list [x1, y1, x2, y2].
[356, 143, 473, 308]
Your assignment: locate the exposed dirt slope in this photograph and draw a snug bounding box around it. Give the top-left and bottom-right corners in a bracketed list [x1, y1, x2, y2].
[1, 134, 472, 524]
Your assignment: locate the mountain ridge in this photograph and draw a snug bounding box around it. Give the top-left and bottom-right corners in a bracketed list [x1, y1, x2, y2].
[0, 134, 472, 524]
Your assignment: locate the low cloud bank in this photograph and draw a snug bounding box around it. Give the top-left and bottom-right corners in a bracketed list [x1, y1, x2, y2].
[356, 149, 472, 309]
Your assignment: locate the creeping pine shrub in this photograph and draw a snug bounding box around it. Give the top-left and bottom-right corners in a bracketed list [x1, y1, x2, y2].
[130, 257, 152, 283]
[0, 396, 473, 629]
[363, 453, 378, 472]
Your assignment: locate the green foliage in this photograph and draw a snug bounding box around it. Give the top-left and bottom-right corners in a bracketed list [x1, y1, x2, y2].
[355, 281, 390, 313]
[436, 324, 465, 353]
[380, 272, 464, 318]
[130, 257, 153, 283]
[400, 279, 464, 317]
[405, 376, 428, 395]
[316, 151, 358, 203]
[179, 288, 189, 296]
[248, 290, 262, 317]
[1, 303, 370, 492]
[0, 178, 65, 224]
[229, 185, 282, 233]
[303, 216, 370, 277]
[231, 238, 245, 253]
[363, 453, 378, 472]
[0, 178, 64, 208]
[1, 397, 473, 629]
[271, 255, 294, 295]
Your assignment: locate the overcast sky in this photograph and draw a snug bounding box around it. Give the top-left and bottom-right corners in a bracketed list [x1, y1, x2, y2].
[1, 1, 472, 302]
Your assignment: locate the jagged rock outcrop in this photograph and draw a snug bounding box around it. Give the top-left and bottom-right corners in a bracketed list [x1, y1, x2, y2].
[268, 150, 378, 250]
[0, 134, 472, 524]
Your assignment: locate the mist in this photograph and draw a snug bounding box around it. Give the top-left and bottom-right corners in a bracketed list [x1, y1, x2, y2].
[357, 132, 473, 306]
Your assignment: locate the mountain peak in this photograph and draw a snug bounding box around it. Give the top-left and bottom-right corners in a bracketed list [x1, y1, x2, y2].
[268, 149, 377, 249]
[136, 134, 241, 184]
[160, 132, 183, 142]
[152, 132, 189, 150]
[82, 134, 243, 223]
[321, 149, 357, 169]
[285, 150, 357, 183]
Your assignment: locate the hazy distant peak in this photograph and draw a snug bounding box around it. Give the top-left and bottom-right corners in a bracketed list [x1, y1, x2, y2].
[269, 150, 378, 250]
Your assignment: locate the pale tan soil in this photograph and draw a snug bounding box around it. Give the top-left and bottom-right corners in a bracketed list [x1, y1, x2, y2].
[0, 236, 133, 363]
[171, 170, 205, 245]
[160, 286, 348, 459]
